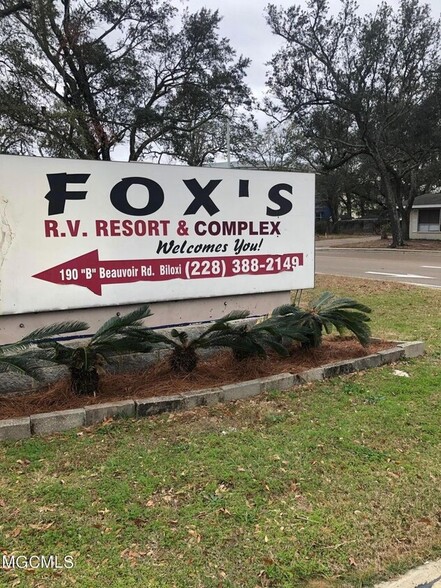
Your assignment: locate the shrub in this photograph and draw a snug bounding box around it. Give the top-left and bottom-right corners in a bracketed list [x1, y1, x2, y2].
[0, 321, 89, 381]
[209, 315, 308, 361]
[272, 291, 372, 348]
[38, 305, 156, 394]
[153, 311, 250, 373]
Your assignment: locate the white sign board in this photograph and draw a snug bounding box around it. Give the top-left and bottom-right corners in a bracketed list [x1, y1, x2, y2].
[0, 155, 315, 315]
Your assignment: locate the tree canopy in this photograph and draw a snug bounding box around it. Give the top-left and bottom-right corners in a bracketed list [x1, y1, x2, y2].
[1, 0, 439, 242]
[0, 0, 250, 161]
[266, 0, 441, 246]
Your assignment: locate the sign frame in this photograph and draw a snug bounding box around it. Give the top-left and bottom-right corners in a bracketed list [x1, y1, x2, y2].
[0, 155, 315, 315]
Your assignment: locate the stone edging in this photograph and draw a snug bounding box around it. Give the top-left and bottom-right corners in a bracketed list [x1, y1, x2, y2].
[0, 341, 424, 442]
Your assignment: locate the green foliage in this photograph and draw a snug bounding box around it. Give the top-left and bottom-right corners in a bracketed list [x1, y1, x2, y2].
[266, 0, 441, 246]
[157, 308, 310, 367]
[273, 291, 372, 348]
[153, 311, 250, 373]
[39, 305, 155, 394]
[20, 321, 90, 344]
[207, 315, 307, 361]
[0, 321, 89, 381]
[0, 1, 250, 161]
[0, 291, 372, 388]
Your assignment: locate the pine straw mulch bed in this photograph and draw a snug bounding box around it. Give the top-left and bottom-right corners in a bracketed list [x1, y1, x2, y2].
[0, 337, 393, 421]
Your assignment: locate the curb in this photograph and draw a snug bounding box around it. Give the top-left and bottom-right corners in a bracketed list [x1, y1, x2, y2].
[0, 340, 424, 442]
[317, 246, 441, 253]
[374, 558, 441, 587]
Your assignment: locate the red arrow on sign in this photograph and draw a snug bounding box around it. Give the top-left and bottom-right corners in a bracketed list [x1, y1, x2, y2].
[33, 250, 304, 296]
[33, 249, 188, 296]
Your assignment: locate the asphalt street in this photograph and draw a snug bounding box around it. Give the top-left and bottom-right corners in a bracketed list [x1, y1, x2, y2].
[316, 247, 441, 288]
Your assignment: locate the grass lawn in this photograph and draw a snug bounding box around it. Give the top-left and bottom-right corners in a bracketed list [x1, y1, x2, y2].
[1, 275, 441, 588]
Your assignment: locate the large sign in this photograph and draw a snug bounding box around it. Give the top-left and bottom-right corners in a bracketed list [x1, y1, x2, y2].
[0, 155, 315, 315]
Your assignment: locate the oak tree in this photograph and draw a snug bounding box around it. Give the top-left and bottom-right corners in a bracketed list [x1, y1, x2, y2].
[0, 0, 250, 161]
[266, 0, 441, 246]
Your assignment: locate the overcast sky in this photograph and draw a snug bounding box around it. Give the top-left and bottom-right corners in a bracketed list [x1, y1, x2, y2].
[183, 0, 441, 99]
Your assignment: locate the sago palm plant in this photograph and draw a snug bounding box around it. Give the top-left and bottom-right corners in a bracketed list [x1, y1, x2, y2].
[39, 305, 157, 394]
[153, 311, 250, 373]
[209, 314, 308, 361]
[272, 291, 372, 349]
[0, 321, 89, 381]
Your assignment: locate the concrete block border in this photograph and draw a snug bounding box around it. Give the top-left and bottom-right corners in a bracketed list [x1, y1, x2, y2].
[0, 417, 31, 441]
[0, 340, 424, 442]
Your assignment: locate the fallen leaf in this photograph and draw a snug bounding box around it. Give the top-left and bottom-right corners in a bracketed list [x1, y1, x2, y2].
[29, 522, 54, 531]
[393, 369, 410, 378]
[132, 518, 148, 527]
[387, 471, 401, 479]
[219, 508, 231, 516]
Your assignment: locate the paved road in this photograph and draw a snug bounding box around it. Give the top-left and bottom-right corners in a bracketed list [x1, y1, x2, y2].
[316, 248, 441, 288]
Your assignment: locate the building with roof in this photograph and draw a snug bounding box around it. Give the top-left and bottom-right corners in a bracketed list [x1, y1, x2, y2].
[410, 193, 441, 240]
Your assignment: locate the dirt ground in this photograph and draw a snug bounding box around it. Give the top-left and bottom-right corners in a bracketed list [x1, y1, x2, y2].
[0, 338, 391, 420]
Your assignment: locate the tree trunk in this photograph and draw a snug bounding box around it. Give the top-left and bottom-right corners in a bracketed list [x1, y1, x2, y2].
[70, 367, 99, 395]
[402, 169, 418, 241]
[401, 210, 410, 241]
[388, 204, 403, 248]
[345, 195, 352, 218]
[371, 152, 404, 247]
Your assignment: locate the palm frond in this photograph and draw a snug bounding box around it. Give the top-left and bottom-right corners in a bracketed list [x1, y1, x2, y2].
[143, 331, 175, 347]
[233, 335, 268, 360]
[94, 337, 155, 357]
[171, 329, 189, 346]
[0, 341, 32, 355]
[92, 304, 152, 343]
[264, 315, 310, 343]
[310, 291, 336, 310]
[326, 298, 371, 314]
[204, 319, 290, 360]
[37, 340, 76, 363]
[20, 321, 89, 343]
[275, 292, 372, 348]
[195, 311, 251, 341]
[263, 337, 290, 357]
[271, 304, 299, 317]
[311, 292, 371, 315]
[322, 311, 372, 345]
[214, 310, 250, 324]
